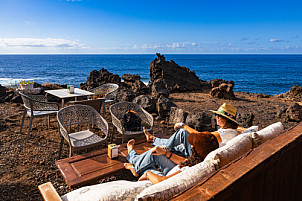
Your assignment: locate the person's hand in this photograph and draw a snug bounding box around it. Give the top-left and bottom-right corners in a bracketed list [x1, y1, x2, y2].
[150, 146, 165, 155]
[138, 171, 149, 181]
[174, 122, 183, 131]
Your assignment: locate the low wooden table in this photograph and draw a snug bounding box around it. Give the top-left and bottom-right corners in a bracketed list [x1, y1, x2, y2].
[55, 138, 154, 189]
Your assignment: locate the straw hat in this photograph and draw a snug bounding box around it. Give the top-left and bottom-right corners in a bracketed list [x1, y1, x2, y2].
[188, 131, 218, 159]
[210, 103, 239, 125]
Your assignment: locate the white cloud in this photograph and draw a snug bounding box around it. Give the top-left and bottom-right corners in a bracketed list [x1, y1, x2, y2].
[269, 38, 286, 43]
[24, 21, 35, 26]
[0, 37, 85, 50]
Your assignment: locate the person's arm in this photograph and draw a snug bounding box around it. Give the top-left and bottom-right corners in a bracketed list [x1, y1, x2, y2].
[175, 122, 223, 142]
[150, 146, 186, 164]
[174, 122, 199, 134]
[138, 170, 182, 184]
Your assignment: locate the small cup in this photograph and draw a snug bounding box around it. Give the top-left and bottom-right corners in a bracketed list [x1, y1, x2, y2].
[69, 85, 74, 94]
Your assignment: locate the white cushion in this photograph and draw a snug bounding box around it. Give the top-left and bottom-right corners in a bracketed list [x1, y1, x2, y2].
[136, 160, 216, 201]
[252, 122, 284, 148]
[69, 130, 105, 147]
[61, 180, 152, 201]
[205, 133, 253, 167]
[241, 126, 259, 134]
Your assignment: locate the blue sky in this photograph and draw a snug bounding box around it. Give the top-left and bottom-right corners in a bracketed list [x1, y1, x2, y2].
[0, 0, 301, 54]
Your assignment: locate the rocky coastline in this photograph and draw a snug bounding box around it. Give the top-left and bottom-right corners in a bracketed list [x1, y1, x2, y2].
[0, 53, 302, 200]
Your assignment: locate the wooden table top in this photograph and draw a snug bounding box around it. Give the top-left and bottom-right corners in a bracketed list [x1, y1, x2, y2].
[55, 138, 153, 189]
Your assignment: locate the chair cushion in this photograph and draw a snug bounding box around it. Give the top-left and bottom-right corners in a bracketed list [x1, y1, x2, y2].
[61, 180, 152, 201]
[104, 99, 115, 103]
[27, 110, 58, 117]
[136, 160, 216, 201]
[69, 130, 105, 148]
[205, 133, 253, 167]
[251, 122, 284, 148]
[240, 126, 259, 134]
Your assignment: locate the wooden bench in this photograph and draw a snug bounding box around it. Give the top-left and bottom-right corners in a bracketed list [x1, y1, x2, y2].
[55, 136, 165, 189]
[171, 122, 302, 201]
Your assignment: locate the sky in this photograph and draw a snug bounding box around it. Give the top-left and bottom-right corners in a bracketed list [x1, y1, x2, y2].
[0, 0, 302, 54]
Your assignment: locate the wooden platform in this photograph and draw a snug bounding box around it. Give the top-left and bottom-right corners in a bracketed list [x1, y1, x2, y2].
[55, 138, 154, 189]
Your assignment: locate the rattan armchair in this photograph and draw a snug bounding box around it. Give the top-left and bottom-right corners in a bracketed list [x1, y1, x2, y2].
[110, 102, 153, 144]
[90, 83, 119, 117]
[57, 105, 108, 158]
[19, 91, 60, 141]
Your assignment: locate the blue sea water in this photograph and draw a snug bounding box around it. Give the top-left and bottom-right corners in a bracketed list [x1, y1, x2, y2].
[0, 54, 301, 95]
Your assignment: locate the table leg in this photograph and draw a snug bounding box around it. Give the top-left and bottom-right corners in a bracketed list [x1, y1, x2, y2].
[62, 99, 64, 108]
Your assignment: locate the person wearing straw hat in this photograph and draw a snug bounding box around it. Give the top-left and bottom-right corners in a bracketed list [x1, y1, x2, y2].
[144, 103, 239, 148]
[124, 103, 239, 182]
[209, 103, 240, 146]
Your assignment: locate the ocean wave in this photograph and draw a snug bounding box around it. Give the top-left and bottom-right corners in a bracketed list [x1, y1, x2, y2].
[0, 78, 42, 86]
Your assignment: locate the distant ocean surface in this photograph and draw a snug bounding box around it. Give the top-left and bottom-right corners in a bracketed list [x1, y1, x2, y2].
[0, 54, 301, 95]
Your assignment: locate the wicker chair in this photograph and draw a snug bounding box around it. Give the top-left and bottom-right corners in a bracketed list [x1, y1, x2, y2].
[90, 83, 119, 117]
[110, 102, 153, 144]
[19, 91, 60, 141]
[57, 105, 108, 158]
[67, 98, 105, 114]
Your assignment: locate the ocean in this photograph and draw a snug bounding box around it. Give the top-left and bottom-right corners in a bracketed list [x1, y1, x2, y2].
[0, 54, 301, 95]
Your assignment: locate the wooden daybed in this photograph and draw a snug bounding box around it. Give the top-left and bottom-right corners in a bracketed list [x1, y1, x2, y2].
[39, 122, 302, 201]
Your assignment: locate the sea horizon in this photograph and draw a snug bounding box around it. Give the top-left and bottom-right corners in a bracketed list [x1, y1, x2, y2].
[1, 54, 301, 96]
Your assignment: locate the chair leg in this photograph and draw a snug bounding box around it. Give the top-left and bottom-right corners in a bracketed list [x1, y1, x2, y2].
[58, 136, 64, 159]
[20, 110, 26, 133]
[26, 116, 34, 141]
[111, 126, 116, 144]
[102, 103, 106, 118]
[69, 147, 73, 157]
[47, 115, 50, 129]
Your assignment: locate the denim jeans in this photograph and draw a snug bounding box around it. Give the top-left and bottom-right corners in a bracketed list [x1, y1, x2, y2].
[126, 128, 191, 176]
[153, 128, 192, 158]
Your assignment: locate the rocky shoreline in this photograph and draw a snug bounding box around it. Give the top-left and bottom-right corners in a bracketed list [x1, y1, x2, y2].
[0, 54, 302, 200]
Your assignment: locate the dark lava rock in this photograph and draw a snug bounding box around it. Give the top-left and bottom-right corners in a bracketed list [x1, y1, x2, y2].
[185, 112, 213, 132]
[157, 95, 177, 118]
[286, 103, 302, 122]
[117, 89, 136, 102]
[169, 107, 188, 125]
[210, 81, 236, 100]
[149, 53, 202, 93]
[0, 84, 6, 97]
[132, 95, 156, 113]
[150, 79, 169, 98]
[80, 68, 121, 90]
[122, 74, 149, 94]
[236, 111, 254, 128]
[281, 85, 302, 101]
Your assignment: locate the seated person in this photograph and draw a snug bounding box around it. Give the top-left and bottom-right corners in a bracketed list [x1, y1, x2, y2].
[124, 103, 239, 183]
[124, 132, 218, 184]
[145, 103, 240, 150]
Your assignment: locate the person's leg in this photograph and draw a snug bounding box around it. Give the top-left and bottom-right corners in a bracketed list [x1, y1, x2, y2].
[153, 128, 192, 158]
[126, 149, 156, 174]
[152, 154, 177, 176]
[126, 148, 178, 176]
[144, 166, 164, 177]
